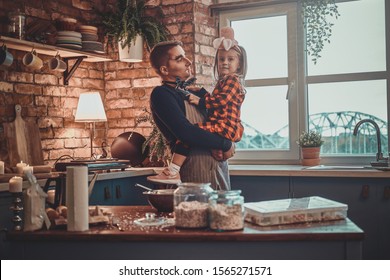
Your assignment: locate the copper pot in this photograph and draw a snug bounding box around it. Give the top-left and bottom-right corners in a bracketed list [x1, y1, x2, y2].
[111, 131, 149, 166]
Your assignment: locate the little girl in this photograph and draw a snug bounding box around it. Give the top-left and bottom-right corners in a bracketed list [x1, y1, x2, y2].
[148, 27, 247, 184]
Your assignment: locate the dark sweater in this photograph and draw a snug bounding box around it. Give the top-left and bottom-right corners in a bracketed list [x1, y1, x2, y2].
[150, 84, 232, 153]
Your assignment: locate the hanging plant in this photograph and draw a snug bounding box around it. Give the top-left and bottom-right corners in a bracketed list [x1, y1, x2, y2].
[301, 0, 340, 64]
[102, 0, 169, 51]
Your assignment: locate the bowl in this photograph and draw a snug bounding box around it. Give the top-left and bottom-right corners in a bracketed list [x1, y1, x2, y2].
[143, 189, 175, 212]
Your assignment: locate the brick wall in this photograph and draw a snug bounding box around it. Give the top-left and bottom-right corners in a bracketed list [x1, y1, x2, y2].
[0, 0, 217, 168]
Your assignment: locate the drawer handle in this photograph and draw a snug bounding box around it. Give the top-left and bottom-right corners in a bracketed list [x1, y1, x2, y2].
[104, 186, 111, 200]
[116, 185, 122, 199]
[361, 185, 370, 199]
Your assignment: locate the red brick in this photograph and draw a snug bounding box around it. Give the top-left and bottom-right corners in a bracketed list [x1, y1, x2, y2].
[105, 79, 131, 90]
[0, 82, 13, 92]
[14, 84, 42, 95]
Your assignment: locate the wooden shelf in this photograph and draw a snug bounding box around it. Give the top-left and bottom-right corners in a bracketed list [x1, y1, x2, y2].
[0, 35, 111, 84]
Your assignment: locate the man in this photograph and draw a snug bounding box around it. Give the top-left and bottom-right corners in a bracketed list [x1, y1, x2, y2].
[147, 41, 235, 190]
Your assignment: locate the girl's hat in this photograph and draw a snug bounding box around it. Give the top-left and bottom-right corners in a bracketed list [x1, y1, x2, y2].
[213, 27, 239, 51]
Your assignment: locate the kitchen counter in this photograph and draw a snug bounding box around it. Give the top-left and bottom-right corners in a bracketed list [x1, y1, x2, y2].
[229, 165, 390, 178]
[0, 168, 156, 192]
[5, 206, 364, 260]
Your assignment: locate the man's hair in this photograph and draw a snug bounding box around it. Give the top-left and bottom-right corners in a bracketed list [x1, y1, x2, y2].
[150, 41, 183, 75]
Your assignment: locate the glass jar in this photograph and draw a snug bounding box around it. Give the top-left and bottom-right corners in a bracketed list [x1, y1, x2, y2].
[8, 10, 26, 40]
[208, 190, 244, 231]
[174, 182, 213, 228]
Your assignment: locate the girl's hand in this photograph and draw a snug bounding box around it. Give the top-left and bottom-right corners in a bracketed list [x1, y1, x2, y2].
[188, 94, 200, 105]
[186, 85, 202, 92]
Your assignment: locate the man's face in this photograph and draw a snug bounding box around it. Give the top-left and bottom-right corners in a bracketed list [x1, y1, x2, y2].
[162, 45, 192, 81]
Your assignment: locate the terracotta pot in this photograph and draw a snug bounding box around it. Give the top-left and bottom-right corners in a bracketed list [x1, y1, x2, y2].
[301, 158, 321, 166]
[301, 147, 321, 159]
[301, 147, 321, 166]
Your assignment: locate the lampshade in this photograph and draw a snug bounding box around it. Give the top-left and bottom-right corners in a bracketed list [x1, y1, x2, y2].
[118, 35, 143, 62]
[75, 92, 107, 122]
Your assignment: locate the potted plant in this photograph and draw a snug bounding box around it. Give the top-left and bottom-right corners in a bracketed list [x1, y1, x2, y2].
[297, 130, 324, 166]
[102, 0, 169, 61]
[134, 108, 171, 167]
[301, 0, 340, 64]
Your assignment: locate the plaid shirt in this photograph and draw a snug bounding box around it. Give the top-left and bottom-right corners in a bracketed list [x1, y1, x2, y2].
[197, 74, 245, 142]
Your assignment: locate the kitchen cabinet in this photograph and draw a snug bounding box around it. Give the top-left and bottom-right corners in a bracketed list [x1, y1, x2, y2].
[89, 175, 150, 206]
[290, 177, 390, 260]
[0, 35, 111, 85]
[230, 176, 290, 202]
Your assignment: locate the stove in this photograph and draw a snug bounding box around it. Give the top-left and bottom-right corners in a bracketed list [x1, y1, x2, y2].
[54, 158, 130, 172]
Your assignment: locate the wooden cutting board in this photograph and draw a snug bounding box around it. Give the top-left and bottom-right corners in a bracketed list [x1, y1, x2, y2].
[3, 104, 44, 167]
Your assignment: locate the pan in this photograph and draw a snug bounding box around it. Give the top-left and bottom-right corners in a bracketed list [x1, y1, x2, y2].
[134, 184, 175, 212]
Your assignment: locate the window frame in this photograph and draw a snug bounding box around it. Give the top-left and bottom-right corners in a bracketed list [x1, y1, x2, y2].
[218, 0, 390, 165]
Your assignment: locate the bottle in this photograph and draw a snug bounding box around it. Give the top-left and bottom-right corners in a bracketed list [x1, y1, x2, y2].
[8, 9, 26, 40]
[173, 182, 213, 228]
[208, 190, 244, 231]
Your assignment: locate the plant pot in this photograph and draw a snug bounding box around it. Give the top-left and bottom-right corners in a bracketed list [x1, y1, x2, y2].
[301, 147, 321, 166]
[118, 35, 143, 62]
[301, 158, 321, 166]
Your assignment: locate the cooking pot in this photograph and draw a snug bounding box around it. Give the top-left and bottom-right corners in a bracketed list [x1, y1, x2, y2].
[111, 131, 149, 166]
[135, 184, 175, 212]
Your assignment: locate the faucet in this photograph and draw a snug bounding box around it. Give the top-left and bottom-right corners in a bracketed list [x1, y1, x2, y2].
[353, 119, 387, 162]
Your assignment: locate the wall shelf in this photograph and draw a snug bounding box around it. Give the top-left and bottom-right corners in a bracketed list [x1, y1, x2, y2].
[0, 35, 111, 85]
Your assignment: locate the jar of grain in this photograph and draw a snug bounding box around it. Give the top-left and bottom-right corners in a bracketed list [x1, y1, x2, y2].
[208, 190, 244, 231]
[174, 182, 213, 228]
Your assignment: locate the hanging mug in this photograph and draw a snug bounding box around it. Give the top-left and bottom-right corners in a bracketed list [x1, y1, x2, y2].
[49, 54, 67, 72]
[22, 50, 43, 70]
[0, 45, 14, 68]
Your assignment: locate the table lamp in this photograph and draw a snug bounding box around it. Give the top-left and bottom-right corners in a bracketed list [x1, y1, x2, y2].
[75, 92, 107, 158]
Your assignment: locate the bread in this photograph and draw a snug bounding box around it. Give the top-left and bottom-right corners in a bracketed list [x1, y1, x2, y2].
[46, 208, 60, 220]
[56, 205, 67, 218]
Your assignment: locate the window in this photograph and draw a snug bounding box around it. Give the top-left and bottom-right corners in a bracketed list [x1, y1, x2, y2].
[219, 0, 389, 164]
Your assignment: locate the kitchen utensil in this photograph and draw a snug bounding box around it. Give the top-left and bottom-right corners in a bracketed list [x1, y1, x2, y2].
[3, 104, 44, 167]
[134, 183, 152, 192]
[134, 183, 175, 212]
[111, 131, 148, 166]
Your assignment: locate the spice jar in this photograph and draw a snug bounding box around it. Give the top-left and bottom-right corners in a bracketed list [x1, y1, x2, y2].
[8, 10, 26, 40]
[174, 182, 213, 228]
[208, 190, 244, 231]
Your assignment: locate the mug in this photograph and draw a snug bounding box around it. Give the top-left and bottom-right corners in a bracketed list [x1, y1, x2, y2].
[49, 55, 67, 72]
[0, 45, 14, 68]
[22, 50, 43, 70]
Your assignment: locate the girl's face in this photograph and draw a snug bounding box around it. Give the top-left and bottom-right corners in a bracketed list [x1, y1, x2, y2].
[217, 49, 241, 77]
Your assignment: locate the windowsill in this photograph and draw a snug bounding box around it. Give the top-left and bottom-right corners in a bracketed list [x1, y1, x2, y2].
[229, 164, 390, 178]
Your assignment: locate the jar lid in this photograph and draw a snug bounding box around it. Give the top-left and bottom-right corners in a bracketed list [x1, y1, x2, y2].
[176, 182, 211, 188]
[211, 190, 242, 197]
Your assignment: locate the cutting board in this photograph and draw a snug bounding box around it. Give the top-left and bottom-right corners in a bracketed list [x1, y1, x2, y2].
[3, 104, 44, 167]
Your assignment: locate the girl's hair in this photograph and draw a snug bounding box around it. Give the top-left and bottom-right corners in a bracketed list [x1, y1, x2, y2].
[213, 45, 248, 84]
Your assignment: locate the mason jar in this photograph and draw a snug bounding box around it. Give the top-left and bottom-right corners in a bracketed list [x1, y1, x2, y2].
[8, 10, 26, 40]
[173, 182, 213, 228]
[208, 190, 244, 231]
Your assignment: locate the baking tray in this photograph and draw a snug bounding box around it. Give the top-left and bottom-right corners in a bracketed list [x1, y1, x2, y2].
[244, 196, 347, 226]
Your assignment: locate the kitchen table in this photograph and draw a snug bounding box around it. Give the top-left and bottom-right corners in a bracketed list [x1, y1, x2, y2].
[5, 206, 364, 260]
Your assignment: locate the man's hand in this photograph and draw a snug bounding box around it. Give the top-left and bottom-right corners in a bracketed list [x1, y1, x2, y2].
[211, 149, 223, 161]
[223, 142, 235, 161]
[188, 93, 200, 105]
[211, 143, 236, 161]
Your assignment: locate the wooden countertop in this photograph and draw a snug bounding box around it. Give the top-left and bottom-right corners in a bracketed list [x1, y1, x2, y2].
[7, 206, 364, 242]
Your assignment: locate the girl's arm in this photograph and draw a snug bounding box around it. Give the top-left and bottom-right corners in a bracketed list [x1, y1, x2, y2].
[203, 75, 242, 109]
